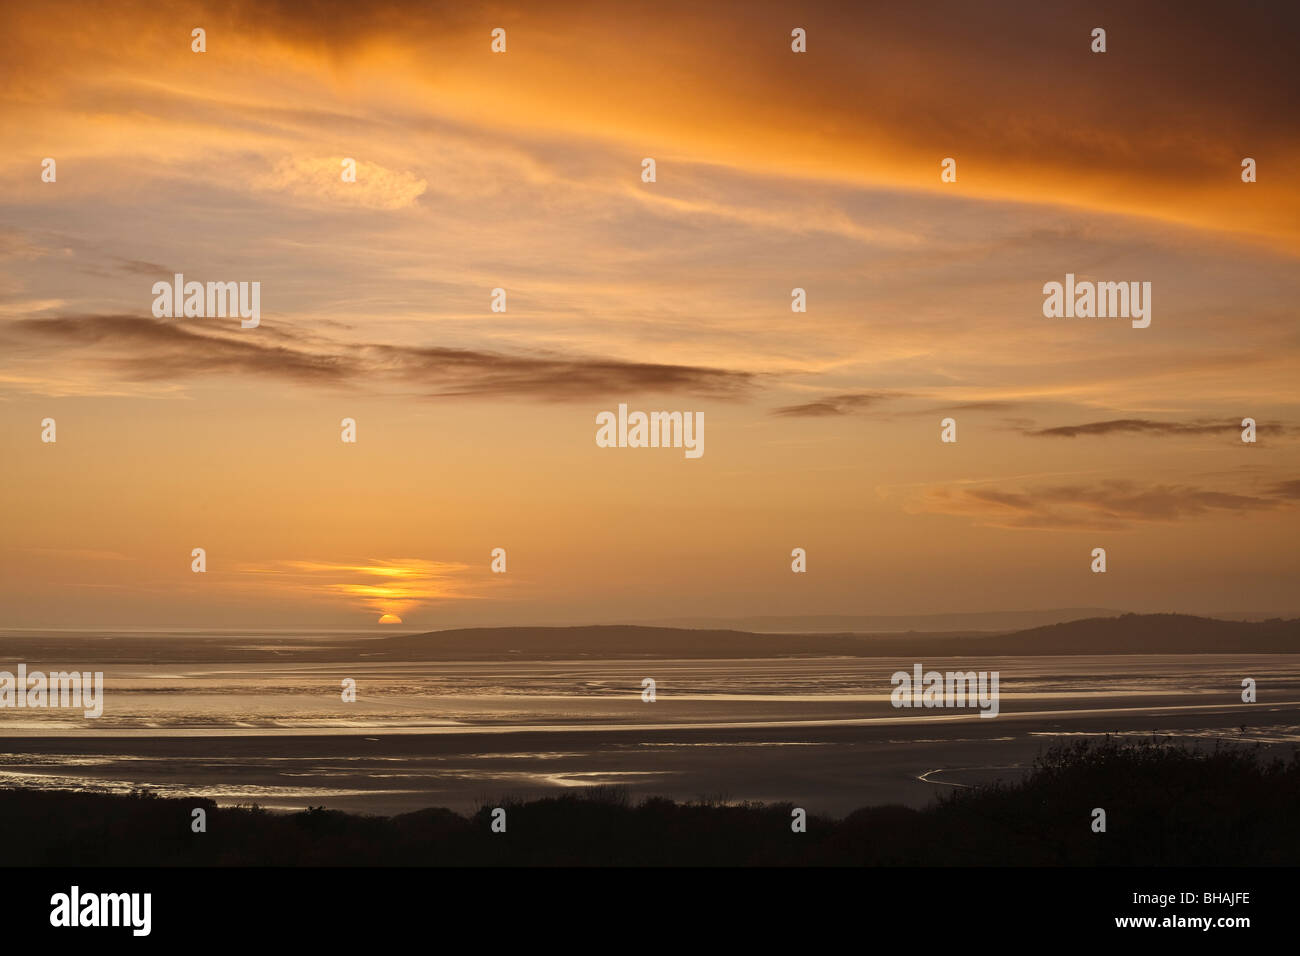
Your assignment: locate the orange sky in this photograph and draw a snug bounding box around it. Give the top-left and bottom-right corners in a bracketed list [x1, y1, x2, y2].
[1, 0, 1297, 628]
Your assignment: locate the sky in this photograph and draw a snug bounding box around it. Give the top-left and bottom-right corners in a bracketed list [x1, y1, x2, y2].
[1, 0, 1297, 629]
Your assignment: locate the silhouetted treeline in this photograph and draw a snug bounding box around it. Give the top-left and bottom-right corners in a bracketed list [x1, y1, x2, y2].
[2, 739, 1296, 865]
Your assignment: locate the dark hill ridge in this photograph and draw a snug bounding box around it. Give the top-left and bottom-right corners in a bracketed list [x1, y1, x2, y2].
[364, 624, 921, 660]
[982, 612, 1300, 655]
[376, 613, 1300, 660]
[643, 607, 1124, 633]
[2, 614, 1296, 664]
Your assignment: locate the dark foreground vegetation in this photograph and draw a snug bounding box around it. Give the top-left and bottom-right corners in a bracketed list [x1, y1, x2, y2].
[2, 739, 1296, 865]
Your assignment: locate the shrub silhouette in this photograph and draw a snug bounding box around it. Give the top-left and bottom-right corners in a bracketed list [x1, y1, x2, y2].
[0, 738, 1294, 866]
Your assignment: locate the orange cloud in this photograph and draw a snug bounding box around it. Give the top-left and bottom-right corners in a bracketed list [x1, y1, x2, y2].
[257, 156, 428, 210]
[909, 480, 1287, 531]
[240, 558, 476, 616]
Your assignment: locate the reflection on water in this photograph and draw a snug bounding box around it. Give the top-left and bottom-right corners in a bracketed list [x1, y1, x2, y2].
[2, 654, 1298, 815]
[3, 654, 1298, 736]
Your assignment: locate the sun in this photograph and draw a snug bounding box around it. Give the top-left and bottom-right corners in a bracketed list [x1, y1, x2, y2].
[377, 613, 403, 624]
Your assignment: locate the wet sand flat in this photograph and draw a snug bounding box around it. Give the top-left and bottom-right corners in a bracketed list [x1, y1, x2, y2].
[3, 700, 1297, 817]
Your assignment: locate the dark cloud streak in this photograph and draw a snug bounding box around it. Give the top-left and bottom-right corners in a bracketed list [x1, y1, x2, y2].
[3, 314, 754, 400]
[1026, 419, 1288, 438]
[771, 392, 899, 417]
[915, 478, 1288, 531]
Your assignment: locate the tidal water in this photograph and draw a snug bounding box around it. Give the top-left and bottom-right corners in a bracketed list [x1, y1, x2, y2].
[2, 648, 1296, 815]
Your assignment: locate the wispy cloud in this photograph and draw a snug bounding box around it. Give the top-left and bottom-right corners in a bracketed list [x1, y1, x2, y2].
[909, 479, 1287, 531]
[256, 156, 428, 210]
[771, 392, 899, 417]
[2, 314, 755, 399]
[240, 558, 474, 616]
[22, 548, 133, 562]
[1270, 479, 1300, 500]
[1025, 418, 1289, 438]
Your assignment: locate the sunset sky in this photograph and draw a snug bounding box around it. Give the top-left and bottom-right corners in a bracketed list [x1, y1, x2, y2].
[1, 0, 1297, 629]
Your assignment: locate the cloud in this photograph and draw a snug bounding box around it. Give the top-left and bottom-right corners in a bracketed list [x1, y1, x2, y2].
[771, 392, 897, 417]
[22, 548, 133, 562]
[256, 156, 428, 210]
[1025, 418, 1288, 438]
[774, 395, 1027, 419]
[371, 343, 754, 399]
[6, 0, 1297, 250]
[1269, 480, 1300, 500]
[928, 401, 1026, 414]
[240, 558, 473, 615]
[111, 257, 173, 276]
[2, 314, 755, 399]
[909, 479, 1284, 530]
[7, 314, 352, 385]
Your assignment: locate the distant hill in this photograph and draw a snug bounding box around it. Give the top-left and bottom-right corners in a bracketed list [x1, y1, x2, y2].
[3, 614, 1296, 663]
[957, 612, 1300, 655]
[641, 608, 1124, 633]
[372, 613, 1299, 660]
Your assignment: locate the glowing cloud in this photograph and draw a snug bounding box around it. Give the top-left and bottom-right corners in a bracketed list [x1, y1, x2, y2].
[241, 558, 475, 617]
